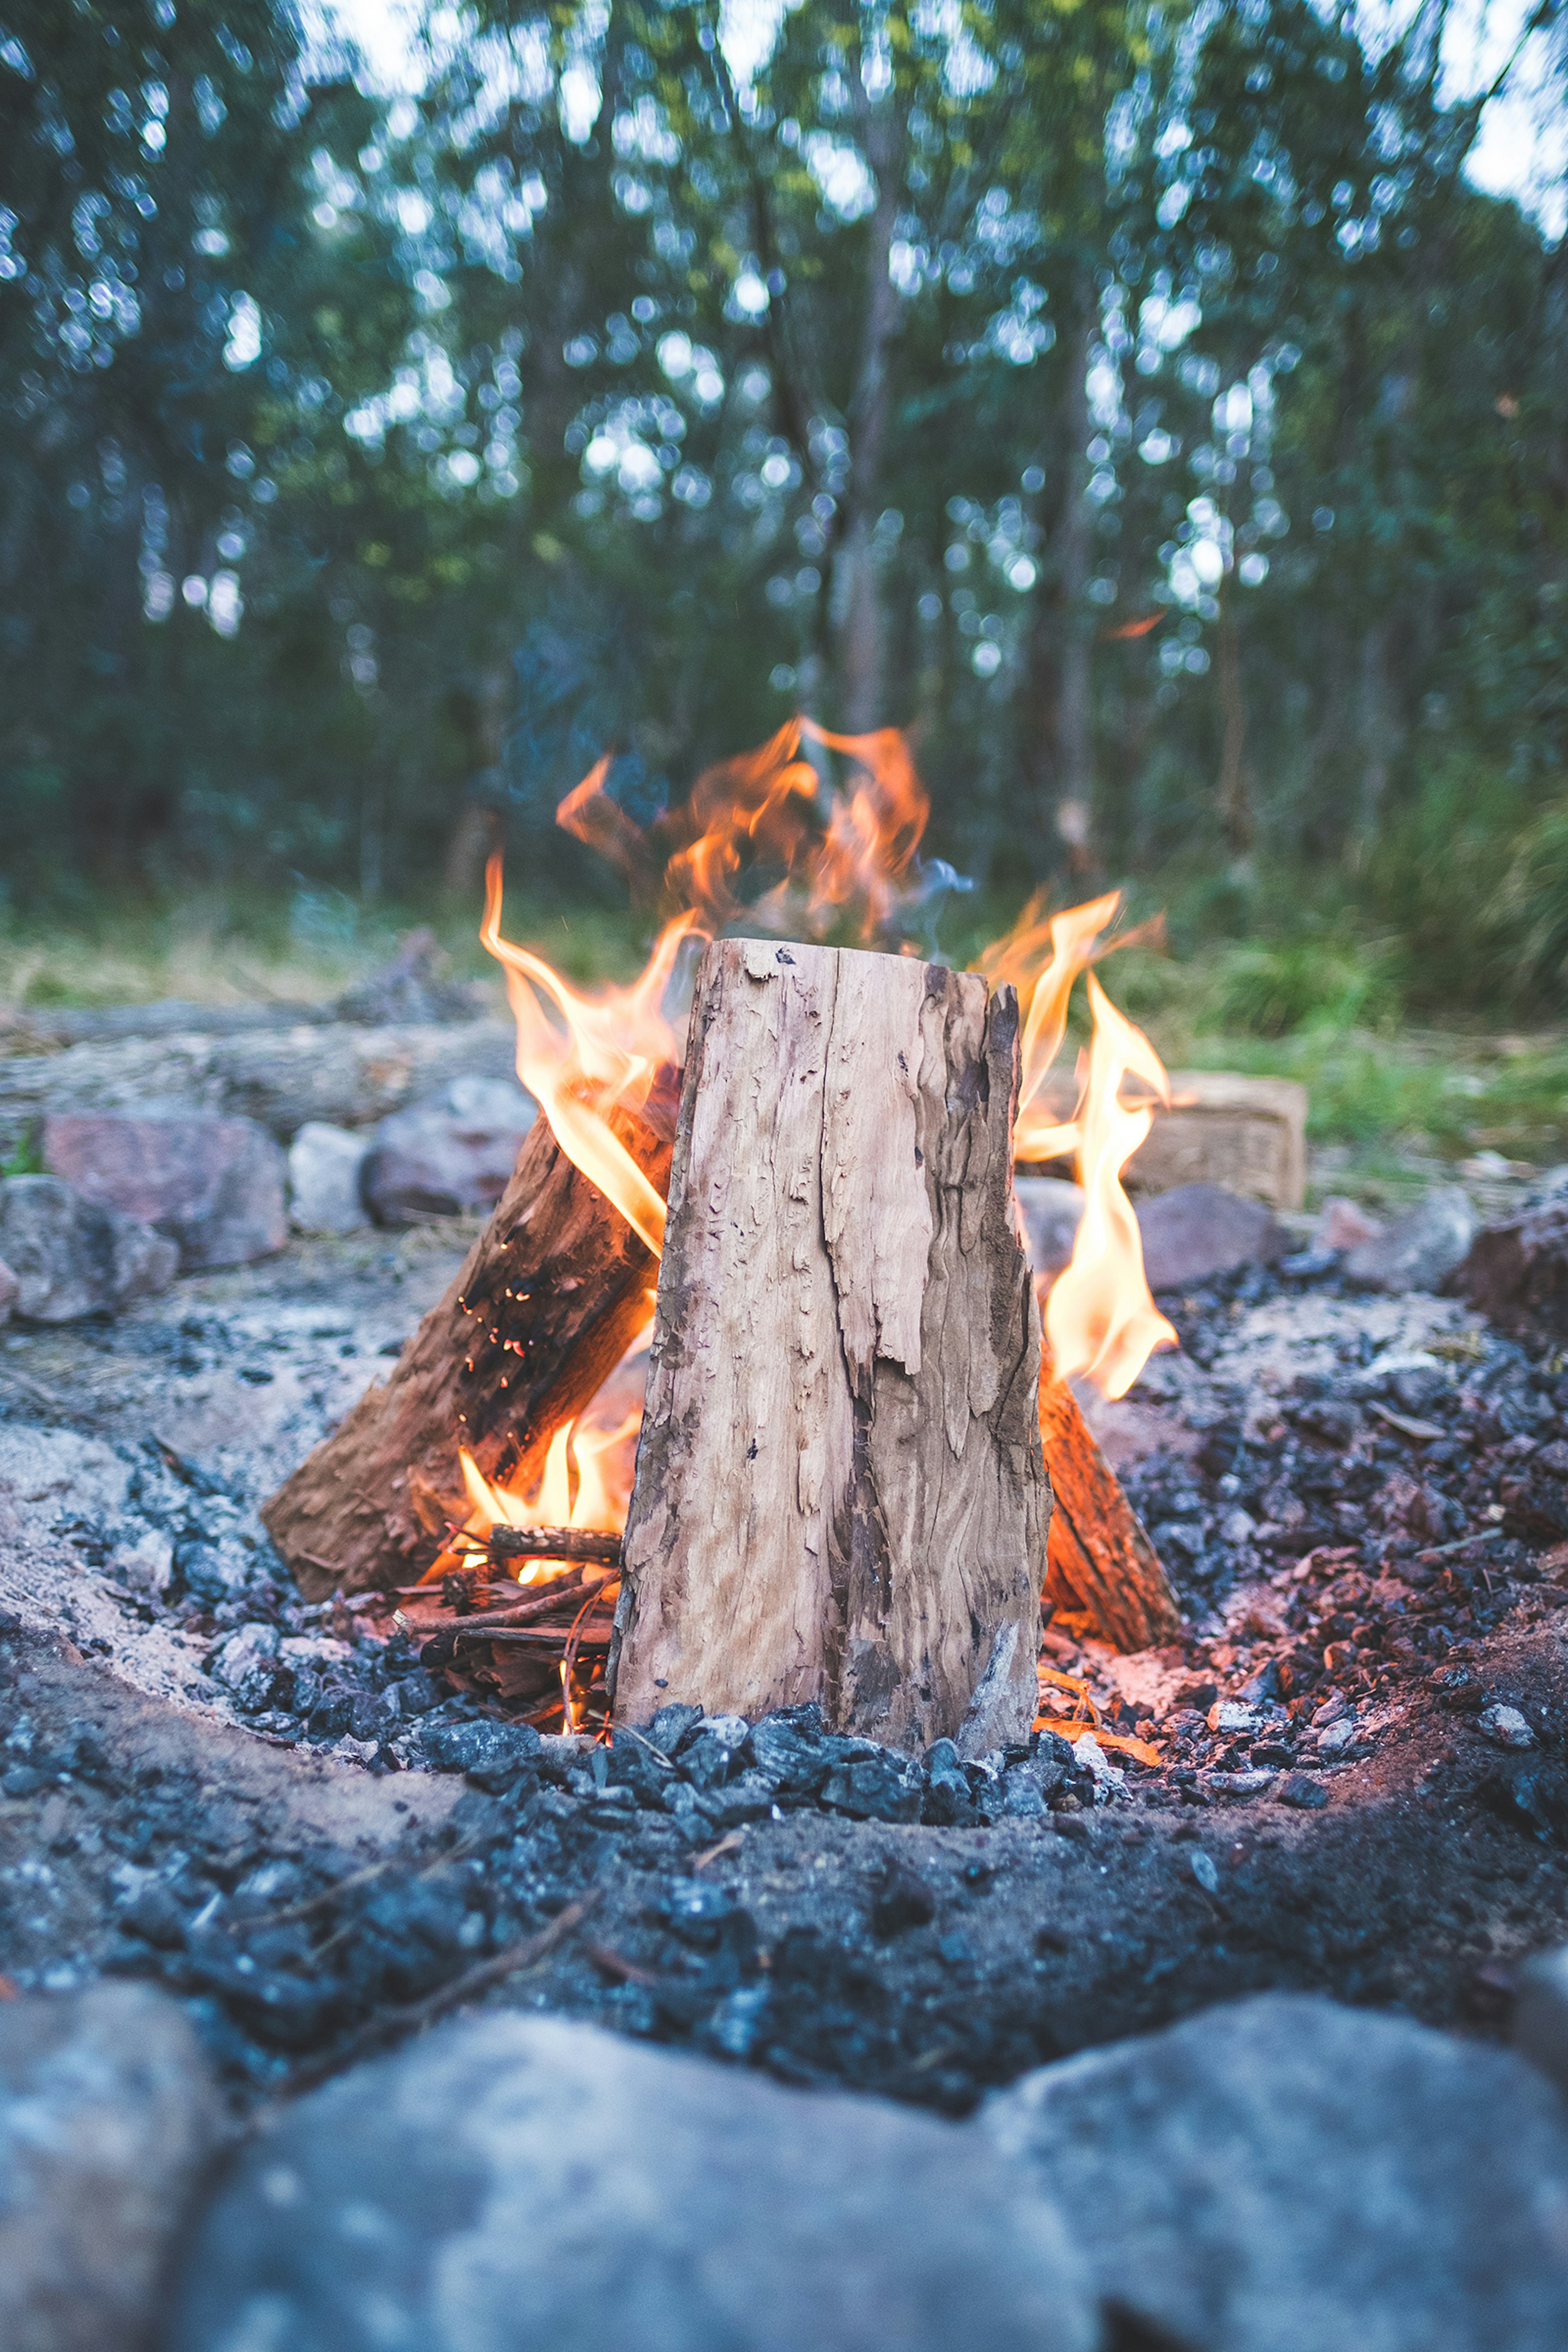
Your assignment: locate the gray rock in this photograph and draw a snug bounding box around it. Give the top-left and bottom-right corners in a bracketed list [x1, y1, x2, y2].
[1343, 1184, 1477, 1294]
[0, 1174, 178, 1320]
[1478, 1702, 1537, 1749]
[0, 1253, 17, 1325]
[1, 1981, 220, 2352]
[1135, 1181, 1287, 1293]
[362, 1075, 536, 1226]
[1014, 1177, 1085, 1278]
[1515, 1944, 1568, 2098]
[287, 1121, 371, 1234]
[42, 1111, 286, 1269]
[982, 1991, 1568, 2352]
[167, 2011, 1092, 2352]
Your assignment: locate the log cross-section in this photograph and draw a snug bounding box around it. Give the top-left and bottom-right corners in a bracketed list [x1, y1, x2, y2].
[609, 938, 1048, 1750]
[261, 1099, 670, 1599]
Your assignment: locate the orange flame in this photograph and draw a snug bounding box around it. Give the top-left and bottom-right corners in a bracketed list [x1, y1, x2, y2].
[556, 717, 930, 944]
[980, 885, 1177, 1399]
[481, 853, 696, 1256]
[1044, 973, 1177, 1399]
[431, 1410, 642, 1587]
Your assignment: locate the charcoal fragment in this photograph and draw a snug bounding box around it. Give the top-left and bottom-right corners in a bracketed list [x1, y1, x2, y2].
[1275, 1773, 1331, 1810]
[420, 1718, 542, 1791]
[821, 1752, 921, 1824]
[870, 1860, 936, 1938]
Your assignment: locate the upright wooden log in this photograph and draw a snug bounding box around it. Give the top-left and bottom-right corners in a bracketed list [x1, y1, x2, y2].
[262, 1098, 670, 1598]
[1037, 1357, 1182, 1651]
[610, 939, 1048, 1750]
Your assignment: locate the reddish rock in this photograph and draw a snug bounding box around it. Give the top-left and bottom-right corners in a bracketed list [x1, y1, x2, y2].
[1135, 1182, 1287, 1294]
[42, 1112, 286, 1270]
[361, 1077, 536, 1227]
[1455, 1200, 1568, 1333]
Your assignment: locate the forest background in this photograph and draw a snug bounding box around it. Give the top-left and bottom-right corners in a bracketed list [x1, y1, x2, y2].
[2, 0, 1567, 1174]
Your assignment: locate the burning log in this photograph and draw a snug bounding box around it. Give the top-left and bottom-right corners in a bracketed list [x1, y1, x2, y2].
[609, 938, 1048, 1750]
[1037, 1357, 1181, 1652]
[261, 1098, 670, 1599]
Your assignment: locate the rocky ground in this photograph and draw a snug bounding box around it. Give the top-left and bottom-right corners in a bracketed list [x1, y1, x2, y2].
[8, 1155, 1568, 2345]
[5, 1209, 1568, 2120]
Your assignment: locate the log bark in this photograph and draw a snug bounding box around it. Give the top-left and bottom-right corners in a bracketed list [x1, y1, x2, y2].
[1038, 1361, 1181, 1651]
[610, 938, 1048, 1750]
[262, 1099, 670, 1598]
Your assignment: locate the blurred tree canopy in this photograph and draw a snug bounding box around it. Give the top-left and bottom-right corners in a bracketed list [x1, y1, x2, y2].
[1, 0, 1565, 990]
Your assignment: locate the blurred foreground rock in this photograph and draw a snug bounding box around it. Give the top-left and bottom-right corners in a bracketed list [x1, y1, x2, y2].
[167, 2011, 1091, 2352]
[982, 1990, 1568, 2352]
[42, 1112, 285, 1270]
[1013, 1177, 1085, 1279]
[1016, 1177, 1287, 1294]
[0, 1175, 176, 1320]
[1136, 1181, 1287, 1293]
[0, 1982, 220, 2352]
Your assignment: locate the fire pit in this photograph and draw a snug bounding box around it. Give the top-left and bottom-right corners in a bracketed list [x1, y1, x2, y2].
[5, 722, 1568, 2352]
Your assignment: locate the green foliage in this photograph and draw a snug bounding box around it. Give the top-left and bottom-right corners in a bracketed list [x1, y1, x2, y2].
[0, 0, 1561, 977]
[1209, 935, 1400, 1038]
[1490, 797, 1568, 1013]
[0, 1125, 42, 1178]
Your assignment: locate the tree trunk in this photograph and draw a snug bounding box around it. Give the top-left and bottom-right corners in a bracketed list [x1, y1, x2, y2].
[837, 86, 903, 735]
[261, 1098, 672, 1598]
[609, 938, 1048, 1750]
[1216, 590, 1253, 857]
[1022, 310, 1096, 871]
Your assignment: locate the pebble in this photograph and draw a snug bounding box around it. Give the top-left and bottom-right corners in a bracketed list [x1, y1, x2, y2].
[1477, 1704, 1537, 1751]
[1275, 1773, 1331, 1810]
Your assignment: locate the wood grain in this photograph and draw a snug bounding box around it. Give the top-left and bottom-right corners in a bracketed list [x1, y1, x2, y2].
[610, 938, 1048, 1749]
[1037, 1356, 1182, 1651]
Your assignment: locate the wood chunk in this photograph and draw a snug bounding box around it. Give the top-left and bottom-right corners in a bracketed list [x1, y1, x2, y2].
[1018, 1069, 1308, 1211]
[1038, 1359, 1182, 1652]
[610, 938, 1047, 1750]
[261, 1101, 670, 1598]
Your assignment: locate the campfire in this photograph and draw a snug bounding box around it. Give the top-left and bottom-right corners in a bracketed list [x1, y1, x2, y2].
[263, 718, 1181, 1746]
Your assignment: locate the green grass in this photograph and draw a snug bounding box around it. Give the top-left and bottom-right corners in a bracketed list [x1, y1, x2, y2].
[0, 884, 653, 1021]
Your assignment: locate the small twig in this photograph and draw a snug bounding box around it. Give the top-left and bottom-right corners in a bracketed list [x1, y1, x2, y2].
[584, 1939, 662, 1988]
[486, 1525, 624, 1567]
[692, 1830, 746, 1871]
[466, 1624, 613, 1647]
[1415, 1528, 1506, 1565]
[285, 1893, 600, 2093]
